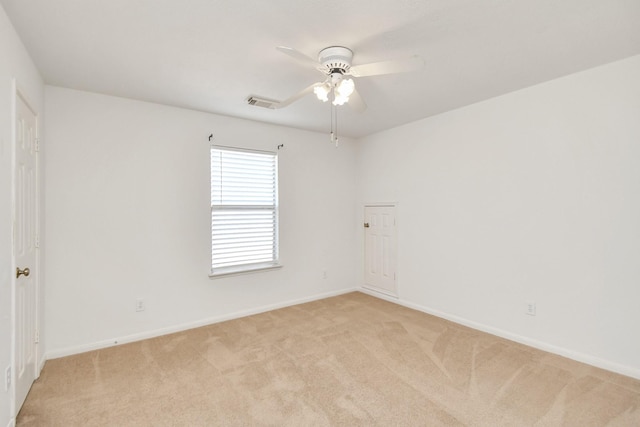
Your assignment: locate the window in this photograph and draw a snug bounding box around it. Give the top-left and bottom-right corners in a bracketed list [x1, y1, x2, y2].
[210, 146, 279, 276]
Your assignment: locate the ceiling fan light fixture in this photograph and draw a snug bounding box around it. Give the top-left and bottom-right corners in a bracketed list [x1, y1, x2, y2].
[337, 78, 354, 97]
[332, 93, 349, 106]
[272, 44, 423, 142]
[332, 78, 354, 106]
[314, 83, 330, 102]
[273, 44, 423, 112]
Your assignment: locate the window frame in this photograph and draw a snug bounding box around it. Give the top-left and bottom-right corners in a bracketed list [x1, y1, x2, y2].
[209, 145, 281, 278]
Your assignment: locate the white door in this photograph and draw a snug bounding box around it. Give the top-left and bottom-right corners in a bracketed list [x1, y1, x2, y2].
[14, 93, 38, 413]
[364, 205, 397, 296]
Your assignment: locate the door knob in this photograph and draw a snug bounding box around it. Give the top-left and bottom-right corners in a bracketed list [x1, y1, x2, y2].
[16, 267, 30, 278]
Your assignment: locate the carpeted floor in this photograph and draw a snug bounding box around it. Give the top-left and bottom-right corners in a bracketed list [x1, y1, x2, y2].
[17, 292, 640, 426]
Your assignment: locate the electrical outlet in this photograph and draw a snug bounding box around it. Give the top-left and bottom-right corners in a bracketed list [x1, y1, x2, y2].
[525, 301, 536, 316]
[5, 366, 11, 391]
[135, 298, 145, 312]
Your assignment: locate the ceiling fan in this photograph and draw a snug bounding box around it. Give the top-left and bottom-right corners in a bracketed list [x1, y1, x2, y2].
[249, 46, 424, 112]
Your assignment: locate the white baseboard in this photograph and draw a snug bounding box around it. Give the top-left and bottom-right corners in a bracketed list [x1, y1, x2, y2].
[37, 354, 46, 378]
[362, 284, 399, 299]
[359, 287, 640, 380]
[45, 287, 358, 360]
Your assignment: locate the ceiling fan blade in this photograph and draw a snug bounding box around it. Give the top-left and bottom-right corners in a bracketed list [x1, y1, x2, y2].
[273, 82, 323, 109]
[276, 46, 320, 69]
[349, 55, 424, 77]
[348, 87, 367, 113]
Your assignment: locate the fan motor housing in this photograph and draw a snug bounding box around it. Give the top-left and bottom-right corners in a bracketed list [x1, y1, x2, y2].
[318, 46, 353, 74]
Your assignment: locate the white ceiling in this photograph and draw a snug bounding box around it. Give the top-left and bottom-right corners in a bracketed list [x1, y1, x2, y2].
[2, 0, 640, 138]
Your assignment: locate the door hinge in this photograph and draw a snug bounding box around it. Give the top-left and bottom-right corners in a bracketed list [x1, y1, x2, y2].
[35, 329, 40, 344]
[35, 138, 40, 152]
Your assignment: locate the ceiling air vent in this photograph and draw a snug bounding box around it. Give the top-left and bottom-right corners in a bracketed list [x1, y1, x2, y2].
[246, 96, 278, 109]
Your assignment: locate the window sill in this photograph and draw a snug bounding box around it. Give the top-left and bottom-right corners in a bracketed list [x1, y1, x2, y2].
[209, 263, 283, 279]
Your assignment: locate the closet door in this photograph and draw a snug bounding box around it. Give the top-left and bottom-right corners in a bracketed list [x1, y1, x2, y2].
[364, 205, 397, 296]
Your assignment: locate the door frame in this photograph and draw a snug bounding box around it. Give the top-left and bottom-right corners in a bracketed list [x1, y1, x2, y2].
[362, 202, 398, 298]
[11, 82, 42, 417]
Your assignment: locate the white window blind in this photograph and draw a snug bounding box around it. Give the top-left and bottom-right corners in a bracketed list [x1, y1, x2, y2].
[210, 146, 279, 275]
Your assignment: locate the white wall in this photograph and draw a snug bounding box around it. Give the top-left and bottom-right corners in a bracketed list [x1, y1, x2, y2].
[0, 4, 44, 425]
[357, 54, 640, 378]
[44, 86, 357, 356]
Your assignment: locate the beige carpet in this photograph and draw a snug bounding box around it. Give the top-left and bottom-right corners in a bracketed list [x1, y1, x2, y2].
[17, 292, 640, 426]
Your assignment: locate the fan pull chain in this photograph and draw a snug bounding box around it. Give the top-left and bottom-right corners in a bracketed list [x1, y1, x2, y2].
[330, 101, 339, 147]
[330, 100, 334, 142]
[335, 106, 339, 147]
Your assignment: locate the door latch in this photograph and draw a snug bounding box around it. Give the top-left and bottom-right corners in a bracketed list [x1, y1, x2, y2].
[364, 223, 370, 228]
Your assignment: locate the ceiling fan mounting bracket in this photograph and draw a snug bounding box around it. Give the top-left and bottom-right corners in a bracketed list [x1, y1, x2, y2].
[318, 46, 353, 74]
